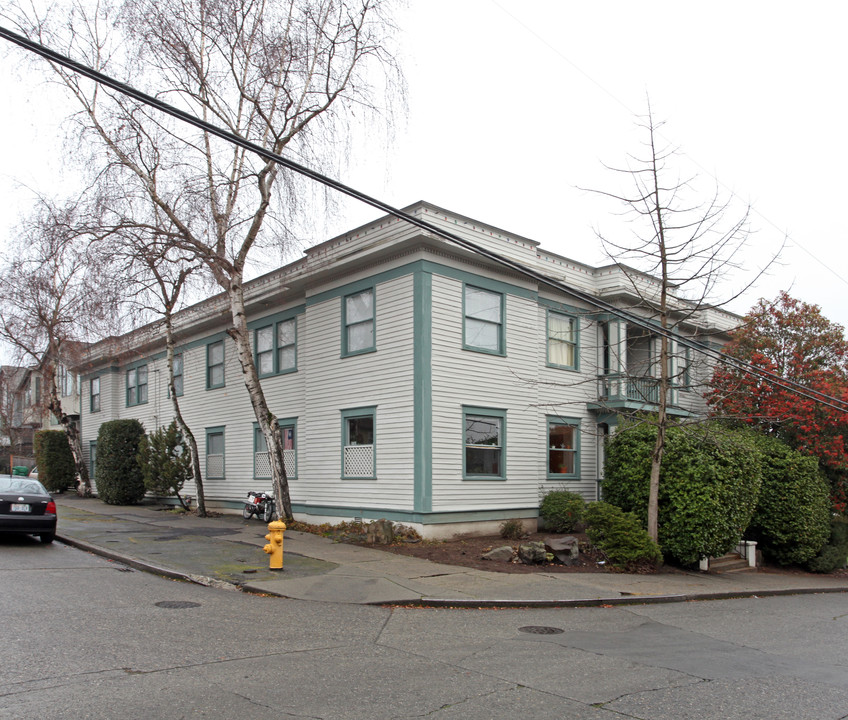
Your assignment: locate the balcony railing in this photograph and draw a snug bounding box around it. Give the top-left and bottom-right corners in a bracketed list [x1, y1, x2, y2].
[598, 373, 662, 404]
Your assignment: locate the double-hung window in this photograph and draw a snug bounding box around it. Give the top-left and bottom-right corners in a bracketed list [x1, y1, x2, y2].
[343, 289, 375, 355]
[464, 285, 504, 354]
[547, 416, 580, 479]
[254, 420, 297, 479]
[547, 311, 578, 370]
[172, 354, 184, 396]
[206, 427, 225, 479]
[126, 365, 148, 406]
[341, 407, 376, 478]
[463, 407, 506, 479]
[90, 377, 101, 413]
[207, 340, 225, 389]
[255, 318, 297, 376]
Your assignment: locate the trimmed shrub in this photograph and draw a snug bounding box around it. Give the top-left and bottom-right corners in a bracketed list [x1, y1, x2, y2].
[584, 501, 662, 570]
[808, 517, 848, 573]
[747, 434, 831, 565]
[539, 489, 586, 532]
[33, 430, 76, 492]
[95, 419, 146, 505]
[137, 421, 193, 509]
[603, 420, 762, 566]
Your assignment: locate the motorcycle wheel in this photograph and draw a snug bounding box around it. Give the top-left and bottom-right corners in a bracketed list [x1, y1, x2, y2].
[262, 502, 274, 523]
[242, 504, 253, 520]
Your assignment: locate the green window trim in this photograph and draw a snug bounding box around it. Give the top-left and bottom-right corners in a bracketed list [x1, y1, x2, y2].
[89, 440, 97, 483]
[463, 405, 507, 480]
[90, 377, 101, 413]
[342, 288, 376, 357]
[206, 340, 225, 389]
[340, 406, 377, 479]
[463, 284, 505, 356]
[253, 418, 298, 479]
[172, 354, 184, 397]
[205, 426, 226, 480]
[546, 310, 579, 371]
[546, 415, 581, 480]
[126, 364, 148, 407]
[255, 318, 298, 377]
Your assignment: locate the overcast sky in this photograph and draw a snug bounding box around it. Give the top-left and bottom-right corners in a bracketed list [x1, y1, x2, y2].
[2, 1, 847, 329]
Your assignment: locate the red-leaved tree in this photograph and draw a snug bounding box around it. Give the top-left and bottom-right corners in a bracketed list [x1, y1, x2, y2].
[708, 291, 848, 511]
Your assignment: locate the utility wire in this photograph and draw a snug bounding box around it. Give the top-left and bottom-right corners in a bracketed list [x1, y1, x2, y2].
[2, 25, 848, 416]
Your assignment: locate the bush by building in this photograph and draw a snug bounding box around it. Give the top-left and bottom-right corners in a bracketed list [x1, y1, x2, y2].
[747, 434, 831, 566]
[33, 430, 76, 493]
[95, 419, 146, 505]
[137, 421, 193, 509]
[603, 420, 762, 566]
[584, 501, 662, 570]
[539, 489, 586, 532]
[807, 517, 848, 573]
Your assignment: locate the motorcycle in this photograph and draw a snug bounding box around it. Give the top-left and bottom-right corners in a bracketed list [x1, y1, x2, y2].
[242, 491, 275, 522]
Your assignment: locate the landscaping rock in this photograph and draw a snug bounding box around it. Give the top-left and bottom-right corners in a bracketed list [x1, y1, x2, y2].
[366, 518, 394, 545]
[545, 535, 579, 565]
[482, 545, 515, 562]
[518, 541, 547, 564]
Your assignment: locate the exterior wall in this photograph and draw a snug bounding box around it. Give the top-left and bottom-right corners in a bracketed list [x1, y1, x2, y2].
[74, 202, 736, 534]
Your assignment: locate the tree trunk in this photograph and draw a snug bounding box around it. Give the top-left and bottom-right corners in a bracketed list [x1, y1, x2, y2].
[225, 278, 292, 520]
[44, 365, 92, 497]
[163, 315, 206, 516]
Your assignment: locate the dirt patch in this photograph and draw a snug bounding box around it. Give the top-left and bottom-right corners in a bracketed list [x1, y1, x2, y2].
[371, 532, 611, 573]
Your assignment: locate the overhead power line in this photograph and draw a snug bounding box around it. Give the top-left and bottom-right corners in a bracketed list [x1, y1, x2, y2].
[2, 25, 847, 416]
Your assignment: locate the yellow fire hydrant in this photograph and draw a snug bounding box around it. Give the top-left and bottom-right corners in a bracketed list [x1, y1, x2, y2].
[263, 520, 286, 570]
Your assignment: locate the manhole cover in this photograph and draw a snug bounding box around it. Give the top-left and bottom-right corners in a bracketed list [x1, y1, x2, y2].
[518, 626, 563, 635]
[155, 601, 201, 609]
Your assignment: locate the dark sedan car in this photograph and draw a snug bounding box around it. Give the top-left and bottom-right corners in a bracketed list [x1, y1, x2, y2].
[0, 475, 57, 544]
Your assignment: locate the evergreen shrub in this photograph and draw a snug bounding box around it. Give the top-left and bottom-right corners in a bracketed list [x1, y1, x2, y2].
[584, 501, 662, 570]
[603, 420, 762, 566]
[808, 517, 848, 573]
[95, 419, 146, 505]
[539, 489, 586, 532]
[33, 429, 76, 492]
[137, 420, 193, 508]
[747, 434, 831, 565]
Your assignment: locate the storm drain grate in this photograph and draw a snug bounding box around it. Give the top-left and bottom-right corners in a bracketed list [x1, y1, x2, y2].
[519, 626, 564, 635]
[155, 601, 201, 609]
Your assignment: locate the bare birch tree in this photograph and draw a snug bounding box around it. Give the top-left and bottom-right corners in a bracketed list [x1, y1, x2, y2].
[117, 224, 210, 516]
[6, 0, 403, 518]
[586, 103, 777, 542]
[0, 199, 126, 496]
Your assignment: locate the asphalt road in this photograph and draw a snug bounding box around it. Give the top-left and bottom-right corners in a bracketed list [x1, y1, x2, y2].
[2, 536, 848, 719]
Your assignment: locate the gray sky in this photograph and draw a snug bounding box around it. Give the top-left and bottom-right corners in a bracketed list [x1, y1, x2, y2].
[2, 1, 847, 328]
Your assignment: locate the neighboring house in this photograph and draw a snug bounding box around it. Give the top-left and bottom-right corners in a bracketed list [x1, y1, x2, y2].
[74, 202, 737, 538]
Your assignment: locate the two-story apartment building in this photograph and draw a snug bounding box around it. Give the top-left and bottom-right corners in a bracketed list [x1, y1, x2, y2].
[75, 202, 737, 537]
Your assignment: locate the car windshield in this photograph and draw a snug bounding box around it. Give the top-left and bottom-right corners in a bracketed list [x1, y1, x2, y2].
[0, 477, 47, 495]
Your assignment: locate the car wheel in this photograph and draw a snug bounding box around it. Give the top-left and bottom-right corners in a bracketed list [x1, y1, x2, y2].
[40, 533, 55, 544]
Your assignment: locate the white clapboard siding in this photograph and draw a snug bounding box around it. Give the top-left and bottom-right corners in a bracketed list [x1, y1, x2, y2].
[430, 273, 546, 511]
[299, 274, 415, 511]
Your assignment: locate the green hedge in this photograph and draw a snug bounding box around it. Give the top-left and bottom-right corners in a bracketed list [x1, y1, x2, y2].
[808, 517, 848, 573]
[95, 419, 146, 505]
[584, 501, 662, 570]
[539, 490, 586, 532]
[747, 434, 830, 565]
[603, 420, 762, 566]
[33, 430, 76, 492]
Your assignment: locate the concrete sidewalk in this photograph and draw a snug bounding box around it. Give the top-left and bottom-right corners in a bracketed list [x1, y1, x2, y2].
[54, 495, 848, 607]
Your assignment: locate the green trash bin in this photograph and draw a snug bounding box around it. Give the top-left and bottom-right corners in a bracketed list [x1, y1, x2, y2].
[12, 466, 29, 476]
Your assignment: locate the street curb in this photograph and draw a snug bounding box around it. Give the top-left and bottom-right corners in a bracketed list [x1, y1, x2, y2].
[396, 586, 848, 609]
[57, 533, 848, 608]
[56, 533, 240, 592]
